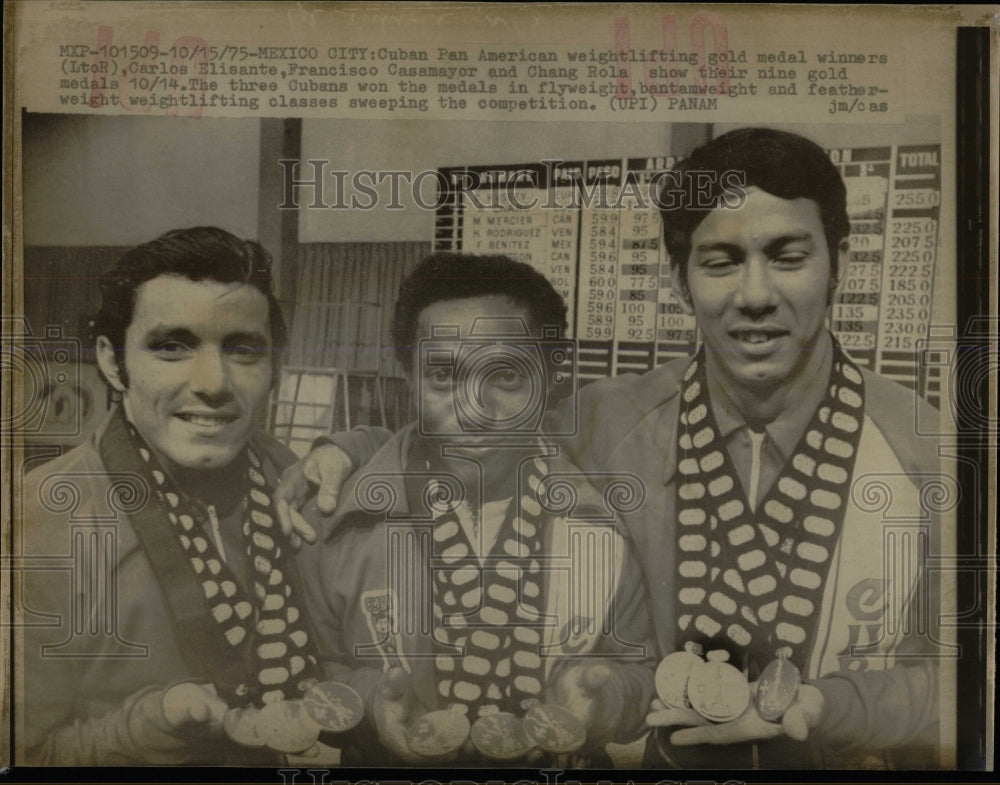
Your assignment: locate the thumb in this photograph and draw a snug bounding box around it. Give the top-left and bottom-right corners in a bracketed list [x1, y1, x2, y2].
[163, 683, 225, 728]
[783, 683, 824, 741]
[317, 486, 340, 514]
[288, 505, 319, 545]
[380, 666, 411, 702]
[580, 663, 612, 693]
[782, 704, 811, 742]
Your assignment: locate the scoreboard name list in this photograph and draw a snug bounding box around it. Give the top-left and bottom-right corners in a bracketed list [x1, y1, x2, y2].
[433, 144, 942, 405]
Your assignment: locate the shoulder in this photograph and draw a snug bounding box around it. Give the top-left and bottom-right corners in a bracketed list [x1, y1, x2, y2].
[579, 357, 691, 435]
[562, 356, 687, 476]
[250, 429, 298, 476]
[23, 423, 112, 502]
[22, 430, 118, 554]
[860, 367, 940, 476]
[307, 425, 414, 542]
[543, 451, 634, 541]
[579, 356, 687, 413]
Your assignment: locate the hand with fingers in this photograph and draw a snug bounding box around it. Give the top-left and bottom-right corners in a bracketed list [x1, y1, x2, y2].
[273, 443, 355, 549]
[546, 661, 621, 745]
[118, 682, 232, 763]
[645, 682, 824, 746]
[371, 666, 428, 763]
[161, 682, 230, 732]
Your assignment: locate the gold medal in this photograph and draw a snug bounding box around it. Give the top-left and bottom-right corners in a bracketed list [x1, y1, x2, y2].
[655, 651, 704, 709]
[755, 655, 802, 721]
[522, 703, 586, 754]
[256, 700, 321, 753]
[686, 651, 750, 723]
[470, 712, 533, 760]
[407, 707, 471, 758]
[303, 681, 364, 733]
[222, 706, 266, 747]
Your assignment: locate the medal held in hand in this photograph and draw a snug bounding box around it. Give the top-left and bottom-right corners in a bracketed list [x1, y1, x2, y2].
[655, 650, 704, 709]
[255, 700, 321, 753]
[686, 650, 751, 723]
[470, 711, 534, 760]
[755, 655, 802, 721]
[223, 706, 266, 747]
[407, 707, 471, 758]
[303, 681, 364, 733]
[522, 703, 587, 754]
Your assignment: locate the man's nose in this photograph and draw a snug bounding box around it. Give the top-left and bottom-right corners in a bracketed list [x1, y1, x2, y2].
[734, 258, 779, 313]
[189, 348, 234, 403]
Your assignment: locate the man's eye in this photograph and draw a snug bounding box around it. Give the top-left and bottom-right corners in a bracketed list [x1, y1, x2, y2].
[701, 256, 737, 273]
[227, 344, 266, 363]
[491, 369, 528, 390]
[774, 252, 808, 266]
[426, 367, 453, 386]
[150, 341, 191, 358]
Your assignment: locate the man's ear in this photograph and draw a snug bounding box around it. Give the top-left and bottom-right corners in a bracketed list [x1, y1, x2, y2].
[96, 336, 127, 394]
[670, 263, 695, 315]
[828, 240, 851, 306]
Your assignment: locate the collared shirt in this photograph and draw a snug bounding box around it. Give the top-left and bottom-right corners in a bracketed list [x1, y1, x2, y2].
[405, 435, 540, 562]
[705, 356, 831, 511]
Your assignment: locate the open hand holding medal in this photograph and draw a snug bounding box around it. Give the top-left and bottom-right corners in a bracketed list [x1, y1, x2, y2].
[222, 681, 364, 755]
[646, 650, 824, 746]
[470, 711, 534, 760]
[687, 651, 751, 722]
[405, 705, 471, 760]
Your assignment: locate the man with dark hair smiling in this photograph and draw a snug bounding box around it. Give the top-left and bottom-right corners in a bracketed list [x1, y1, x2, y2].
[21, 227, 322, 764]
[278, 129, 946, 767]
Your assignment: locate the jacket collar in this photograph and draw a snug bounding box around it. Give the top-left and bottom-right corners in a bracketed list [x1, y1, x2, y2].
[657, 345, 835, 486]
[320, 424, 624, 542]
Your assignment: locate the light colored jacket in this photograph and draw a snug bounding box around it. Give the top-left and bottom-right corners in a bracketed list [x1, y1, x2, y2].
[18, 409, 297, 765]
[324, 354, 947, 765]
[299, 423, 657, 762]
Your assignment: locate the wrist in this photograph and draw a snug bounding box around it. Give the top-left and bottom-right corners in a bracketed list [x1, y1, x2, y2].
[592, 663, 628, 743]
[125, 687, 192, 757]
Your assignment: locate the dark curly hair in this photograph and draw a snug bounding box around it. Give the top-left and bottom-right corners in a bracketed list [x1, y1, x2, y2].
[659, 127, 850, 301]
[94, 226, 287, 387]
[391, 252, 568, 372]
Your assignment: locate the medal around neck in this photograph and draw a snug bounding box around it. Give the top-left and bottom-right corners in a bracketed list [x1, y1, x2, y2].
[755, 656, 802, 722]
[686, 651, 751, 723]
[522, 703, 587, 754]
[407, 706, 471, 758]
[470, 711, 534, 760]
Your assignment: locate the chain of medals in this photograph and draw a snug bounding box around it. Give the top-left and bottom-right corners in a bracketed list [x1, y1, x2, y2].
[674, 342, 865, 671]
[126, 421, 321, 706]
[429, 456, 549, 720]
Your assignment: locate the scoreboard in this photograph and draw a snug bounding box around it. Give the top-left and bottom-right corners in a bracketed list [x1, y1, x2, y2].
[434, 144, 942, 405]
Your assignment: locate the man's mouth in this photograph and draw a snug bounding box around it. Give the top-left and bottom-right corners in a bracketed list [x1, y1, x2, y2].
[175, 413, 239, 427]
[729, 328, 788, 345]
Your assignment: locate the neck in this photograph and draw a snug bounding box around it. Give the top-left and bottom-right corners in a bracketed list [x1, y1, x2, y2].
[424, 442, 536, 506]
[706, 331, 833, 428]
[170, 461, 248, 514]
[122, 410, 248, 513]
